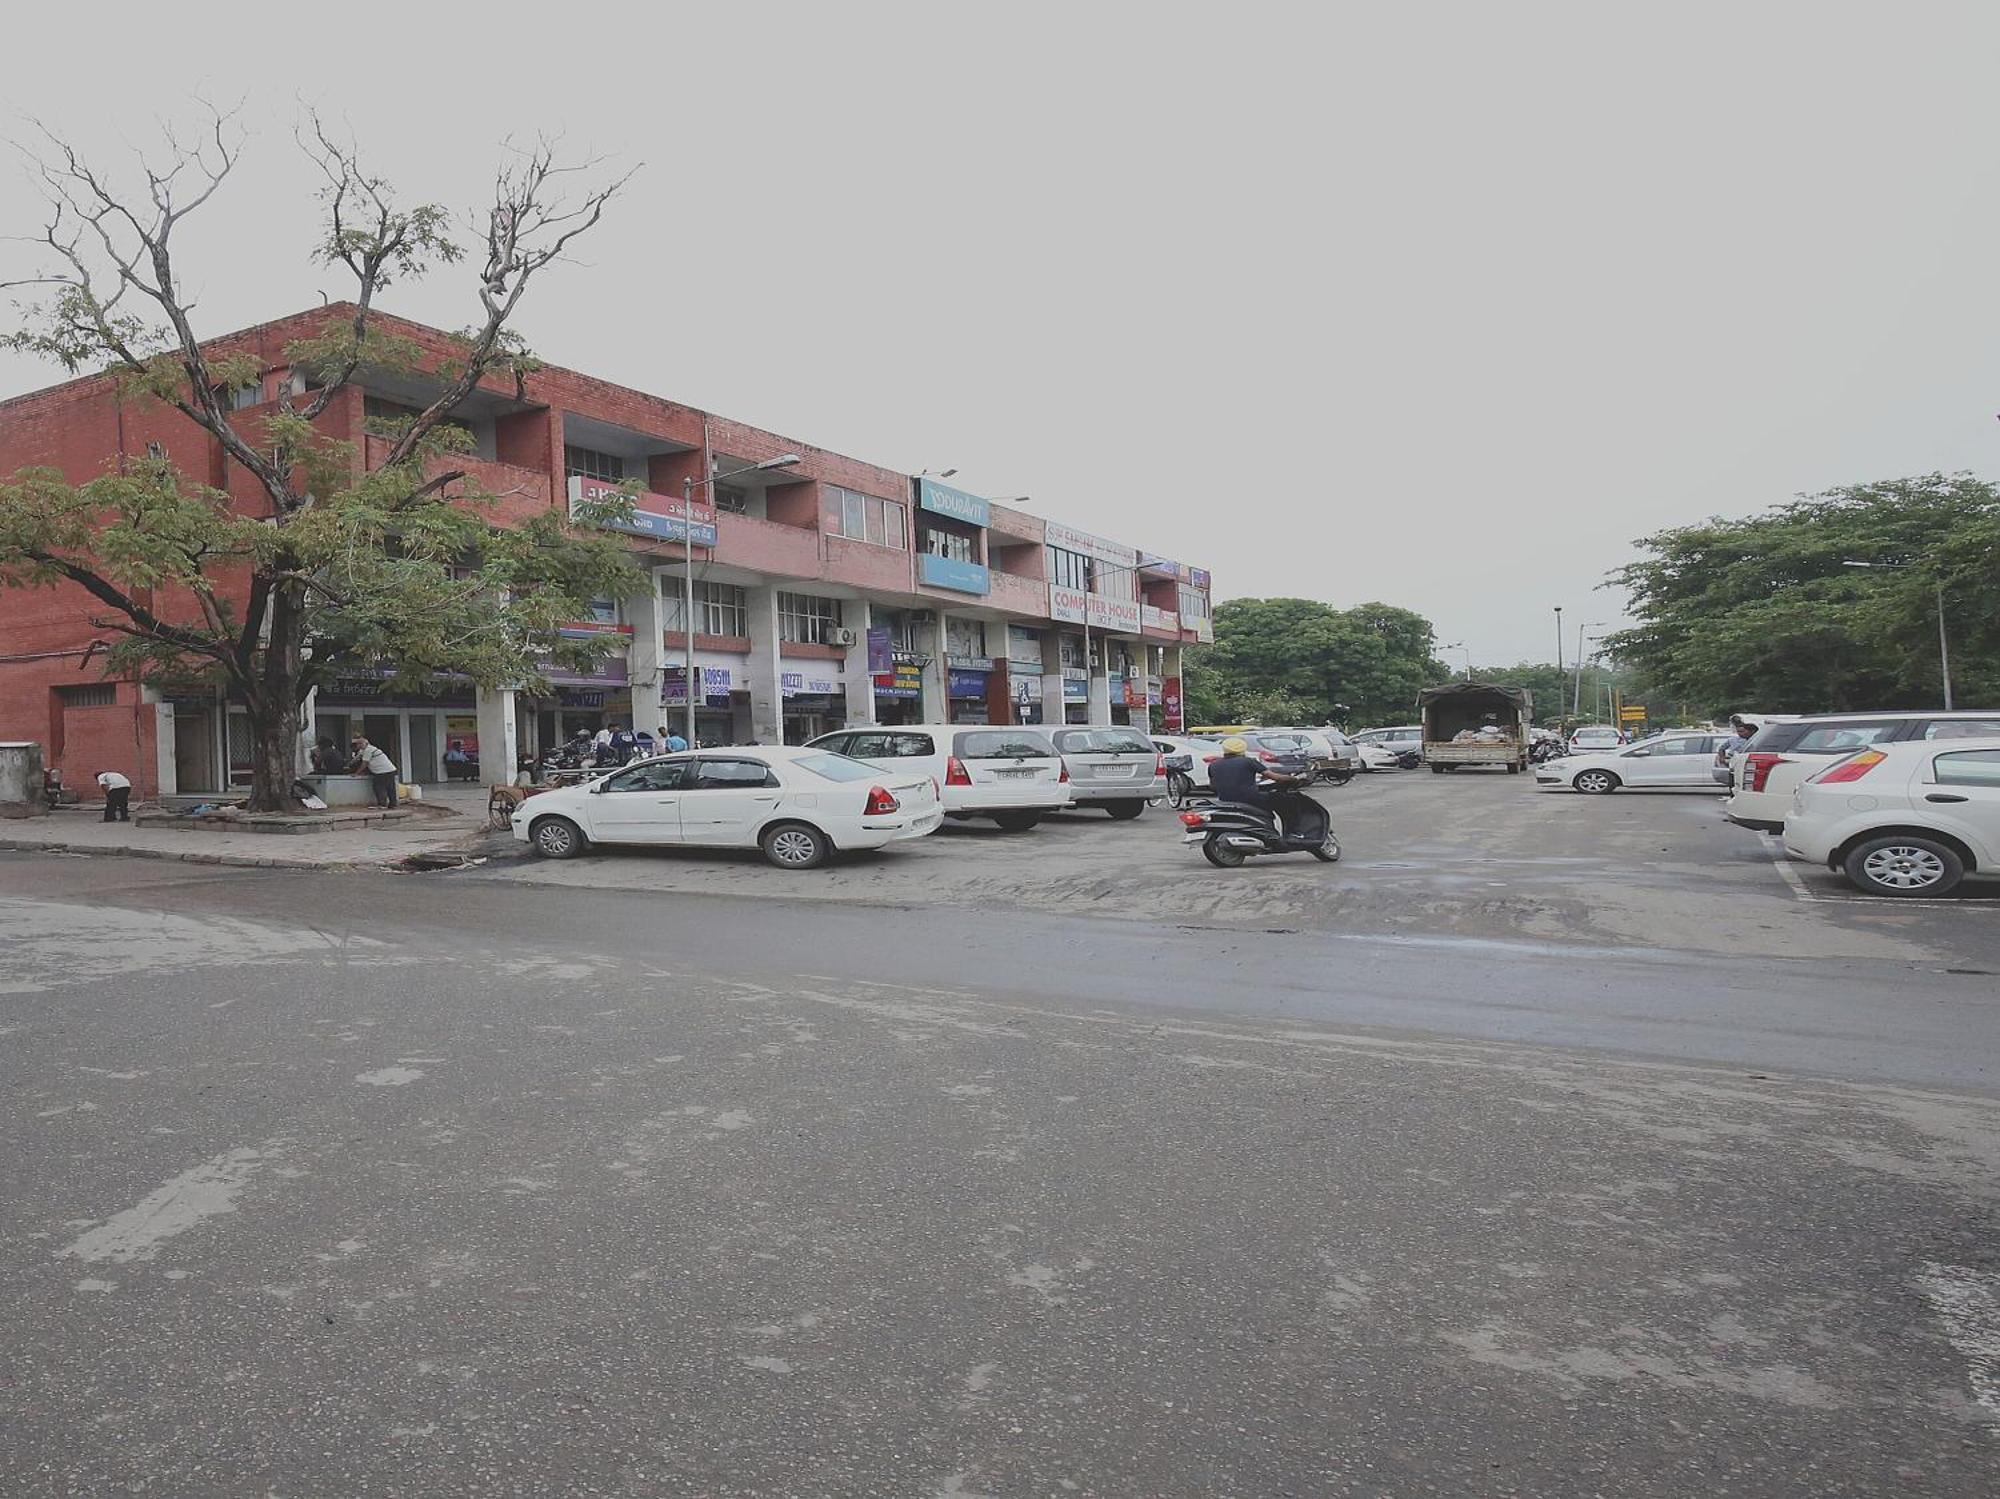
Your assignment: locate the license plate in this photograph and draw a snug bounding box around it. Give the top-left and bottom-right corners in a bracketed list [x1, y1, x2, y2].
[1181, 831, 1207, 844]
[994, 768, 1037, 779]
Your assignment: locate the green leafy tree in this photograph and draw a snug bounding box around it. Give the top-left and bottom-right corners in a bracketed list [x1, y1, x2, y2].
[1182, 597, 1444, 727]
[1607, 474, 2000, 715]
[0, 108, 640, 810]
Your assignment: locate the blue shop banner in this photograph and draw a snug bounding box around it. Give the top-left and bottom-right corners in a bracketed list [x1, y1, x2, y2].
[916, 477, 990, 528]
[918, 552, 990, 595]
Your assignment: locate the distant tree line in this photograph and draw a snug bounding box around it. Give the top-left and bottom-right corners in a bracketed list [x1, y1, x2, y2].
[1180, 598, 1447, 728]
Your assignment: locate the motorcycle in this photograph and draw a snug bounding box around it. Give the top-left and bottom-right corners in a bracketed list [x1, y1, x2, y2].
[1178, 783, 1341, 868]
[1529, 737, 1566, 765]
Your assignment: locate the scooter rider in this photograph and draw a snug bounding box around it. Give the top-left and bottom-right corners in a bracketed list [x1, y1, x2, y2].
[1208, 736, 1305, 809]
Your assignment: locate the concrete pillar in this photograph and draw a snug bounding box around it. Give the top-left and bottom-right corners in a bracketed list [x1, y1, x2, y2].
[149, 691, 176, 797]
[1087, 640, 1112, 727]
[745, 584, 784, 744]
[628, 571, 668, 737]
[297, 686, 318, 779]
[1040, 630, 1066, 728]
[919, 611, 948, 725]
[842, 599, 877, 729]
[475, 686, 518, 779]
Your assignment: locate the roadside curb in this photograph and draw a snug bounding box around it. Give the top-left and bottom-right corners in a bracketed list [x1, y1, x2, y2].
[0, 837, 372, 872]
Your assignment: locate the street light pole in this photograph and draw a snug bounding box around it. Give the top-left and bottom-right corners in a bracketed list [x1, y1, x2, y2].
[680, 454, 799, 743]
[1572, 621, 1605, 718]
[1554, 606, 1563, 678]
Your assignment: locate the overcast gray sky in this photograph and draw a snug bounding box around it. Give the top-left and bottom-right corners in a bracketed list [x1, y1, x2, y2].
[6, 2, 1999, 665]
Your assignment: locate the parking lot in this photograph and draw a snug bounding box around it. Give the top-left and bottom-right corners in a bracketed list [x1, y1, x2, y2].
[482, 767, 2000, 971]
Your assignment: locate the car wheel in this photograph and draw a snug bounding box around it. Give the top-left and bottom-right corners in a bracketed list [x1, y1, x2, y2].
[1573, 769, 1619, 794]
[992, 811, 1041, 833]
[1105, 801, 1146, 820]
[1167, 771, 1196, 808]
[761, 821, 830, 870]
[1842, 836, 1964, 897]
[1202, 835, 1246, 868]
[1429, 764, 1445, 774]
[1310, 833, 1341, 863]
[530, 816, 586, 859]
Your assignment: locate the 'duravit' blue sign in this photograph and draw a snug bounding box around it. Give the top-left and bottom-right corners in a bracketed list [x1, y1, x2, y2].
[918, 553, 990, 595]
[916, 477, 991, 528]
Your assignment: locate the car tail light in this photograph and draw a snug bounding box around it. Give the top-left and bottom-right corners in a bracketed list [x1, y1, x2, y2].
[1155, 753, 1166, 777]
[1814, 749, 1886, 784]
[1743, 752, 1787, 793]
[1257, 750, 1278, 763]
[1058, 763, 1069, 783]
[864, 786, 900, 815]
[1179, 811, 1205, 827]
[944, 756, 972, 786]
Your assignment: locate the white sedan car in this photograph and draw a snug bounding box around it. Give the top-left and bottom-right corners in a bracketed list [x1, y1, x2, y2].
[1535, 731, 1730, 793]
[1784, 737, 2000, 897]
[512, 747, 941, 868]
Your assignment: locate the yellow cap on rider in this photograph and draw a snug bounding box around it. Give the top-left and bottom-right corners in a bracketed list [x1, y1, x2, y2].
[1220, 736, 1249, 755]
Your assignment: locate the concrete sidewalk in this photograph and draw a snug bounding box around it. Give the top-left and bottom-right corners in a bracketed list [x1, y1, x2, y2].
[0, 803, 494, 870]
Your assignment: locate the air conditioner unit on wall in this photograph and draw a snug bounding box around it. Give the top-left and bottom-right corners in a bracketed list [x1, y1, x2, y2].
[827, 627, 858, 647]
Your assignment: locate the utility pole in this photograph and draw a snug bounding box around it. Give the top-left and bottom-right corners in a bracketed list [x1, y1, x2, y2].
[1554, 606, 1563, 679]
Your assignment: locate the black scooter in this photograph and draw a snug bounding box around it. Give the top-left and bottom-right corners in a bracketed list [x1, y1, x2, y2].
[1178, 783, 1341, 868]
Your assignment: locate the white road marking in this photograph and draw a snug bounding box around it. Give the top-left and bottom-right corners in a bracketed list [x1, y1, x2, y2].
[1768, 849, 1820, 903]
[1916, 1261, 2000, 1426]
[60, 1141, 284, 1264]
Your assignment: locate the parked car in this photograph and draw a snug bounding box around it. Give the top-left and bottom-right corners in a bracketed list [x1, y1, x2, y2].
[1783, 737, 2000, 897]
[1567, 724, 1624, 752]
[1534, 731, 1732, 793]
[1724, 711, 2000, 832]
[1352, 724, 1424, 767]
[1049, 727, 1167, 817]
[512, 747, 941, 868]
[807, 724, 1071, 832]
[1352, 740, 1405, 772]
[1711, 714, 1796, 784]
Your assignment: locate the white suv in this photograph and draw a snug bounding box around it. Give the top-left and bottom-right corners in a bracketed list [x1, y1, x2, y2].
[1725, 710, 2000, 832]
[806, 724, 1072, 832]
[1784, 736, 2000, 896]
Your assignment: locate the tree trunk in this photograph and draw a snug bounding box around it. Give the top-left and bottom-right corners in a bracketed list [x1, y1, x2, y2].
[245, 578, 308, 813]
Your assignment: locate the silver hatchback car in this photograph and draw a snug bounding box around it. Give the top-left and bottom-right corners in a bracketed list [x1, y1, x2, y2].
[1049, 727, 1166, 819]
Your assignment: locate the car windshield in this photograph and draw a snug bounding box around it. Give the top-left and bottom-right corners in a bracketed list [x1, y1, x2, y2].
[955, 730, 1056, 759]
[1254, 733, 1311, 752]
[788, 753, 881, 783]
[1057, 730, 1154, 754]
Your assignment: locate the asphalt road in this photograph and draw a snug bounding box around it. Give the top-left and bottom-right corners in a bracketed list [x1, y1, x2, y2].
[3, 773, 1999, 1496]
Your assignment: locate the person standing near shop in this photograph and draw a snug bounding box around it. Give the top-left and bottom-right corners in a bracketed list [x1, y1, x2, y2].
[95, 769, 131, 822]
[349, 735, 399, 808]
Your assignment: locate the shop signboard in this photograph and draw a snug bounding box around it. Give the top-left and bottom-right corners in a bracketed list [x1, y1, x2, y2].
[1043, 520, 1138, 569]
[543, 651, 628, 687]
[872, 660, 924, 700]
[781, 671, 840, 698]
[663, 666, 734, 706]
[1050, 585, 1142, 634]
[918, 552, 991, 594]
[558, 687, 606, 708]
[1141, 604, 1180, 635]
[865, 626, 893, 674]
[915, 477, 991, 528]
[1063, 677, 1088, 701]
[444, 714, 480, 755]
[1122, 678, 1148, 708]
[1162, 676, 1184, 731]
[948, 669, 991, 699]
[567, 475, 718, 547]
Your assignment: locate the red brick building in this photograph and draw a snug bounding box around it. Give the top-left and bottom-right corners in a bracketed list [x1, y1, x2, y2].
[0, 306, 1212, 798]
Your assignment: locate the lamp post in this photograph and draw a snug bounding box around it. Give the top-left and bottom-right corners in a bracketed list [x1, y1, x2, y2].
[1439, 641, 1472, 678]
[1572, 621, 1606, 717]
[1554, 606, 1564, 677]
[679, 454, 799, 742]
[1841, 560, 1953, 711]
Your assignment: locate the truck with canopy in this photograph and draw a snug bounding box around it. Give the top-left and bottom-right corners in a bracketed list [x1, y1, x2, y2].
[1419, 683, 1533, 774]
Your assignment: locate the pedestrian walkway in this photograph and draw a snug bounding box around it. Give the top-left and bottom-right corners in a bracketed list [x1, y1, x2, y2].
[0, 803, 491, 870]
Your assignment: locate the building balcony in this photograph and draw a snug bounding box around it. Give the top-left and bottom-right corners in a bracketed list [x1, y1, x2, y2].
[715, 510, 822, 576]
[362, 434, 552, 517]
[988, 567, 1052, 619]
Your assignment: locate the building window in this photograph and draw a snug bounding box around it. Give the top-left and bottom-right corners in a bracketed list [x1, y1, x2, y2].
[564, 444, 625, 483]
[367, 395, 470, 440]
[663, 581, 747, 638]
[923, 527, 975, 563]
[584, 597, 620, 626]
[1049, 547, 1091, 592]
[945, 618, 988, 658]
[56, 682, 118, 708]
[777, 591, 844, 645]
[714, 483, 750, 515]
[824, 485, 907, 549]
[1059, 635, 1088, 671]
[1177, 586, 1210, 621]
